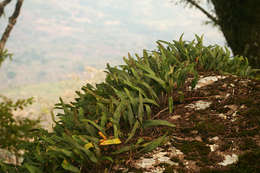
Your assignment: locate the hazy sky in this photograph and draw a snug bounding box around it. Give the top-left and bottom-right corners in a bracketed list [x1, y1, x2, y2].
[3, 0, 226, 67]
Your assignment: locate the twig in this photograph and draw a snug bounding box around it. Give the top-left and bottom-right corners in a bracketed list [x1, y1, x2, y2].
[185, 0, 219, 25]
[0, 0, 24, 52]
[0, 0, 12, 17]
[153, 107, 169, 119]
[184, 96, 209, 101]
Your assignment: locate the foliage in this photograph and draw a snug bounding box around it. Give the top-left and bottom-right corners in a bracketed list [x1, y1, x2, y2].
[0, 50, 12, 68]
[175, 0, 260, 68]
[2, 35, 256, 172]
[0, 95, 40, 168]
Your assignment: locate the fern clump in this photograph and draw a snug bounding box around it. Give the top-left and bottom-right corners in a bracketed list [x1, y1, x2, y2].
[11, 35, 255, 173]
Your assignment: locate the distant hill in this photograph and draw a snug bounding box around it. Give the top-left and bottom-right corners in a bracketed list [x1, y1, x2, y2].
[0, 0, 225, 90]
[2, 67, 106, 130]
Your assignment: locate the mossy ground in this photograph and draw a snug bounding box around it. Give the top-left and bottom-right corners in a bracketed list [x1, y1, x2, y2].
[110, 74, 260, 172]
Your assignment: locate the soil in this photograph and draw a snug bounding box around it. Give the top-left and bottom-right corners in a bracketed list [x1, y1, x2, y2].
[108, 73, 260, 173]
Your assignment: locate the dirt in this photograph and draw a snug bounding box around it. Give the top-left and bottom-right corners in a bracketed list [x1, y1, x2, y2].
[109, 73, 260, 173]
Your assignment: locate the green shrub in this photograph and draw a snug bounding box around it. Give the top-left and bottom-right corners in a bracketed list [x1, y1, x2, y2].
[6, 35, 256, 173]
[0, 50, 12, 68]
[0, 95, 41, 171]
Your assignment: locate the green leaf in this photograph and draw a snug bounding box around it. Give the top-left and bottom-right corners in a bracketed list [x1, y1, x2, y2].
[139, 135, 167, 153]
[112, 145, 133, 155]
[113, 101, 127, 138]
[100, 156, 113, 162]
[81, 119, 106, 136]
[100, 112, 108, 128]
[143, 98, 159, 107]
[125, 121, 140, 143]
[82, 87, 110, 103]
[145, 104, 152, 120]
[127, 104, 135, 128]
[144, 73, 167, 90]
[24, 163, 43, 173]
[78, 135, 99, 144]
[48, 146, 74, 157]
[62, 160, 80, 173]
[80, 146, 98, 163]
[136, 63, 167, 89]
[168, 97, 173, 113]
[143, 120, 175, 129]
[138, 92, 144, 125]
[178, 91, 184, 103]
[124, 79, 148, 98]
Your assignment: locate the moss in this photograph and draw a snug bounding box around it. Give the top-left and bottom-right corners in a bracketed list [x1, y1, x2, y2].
[219, 140, 233, 151]
[175, 141, 210, 164]
[239, 138, 257, 150]
[158, 163, 174, 173]
[210, 90, 220, 95]
[195, 121, 225, 136]
[161, 127, 175, 134]
[200, 168, 230, 173]
[201, 148, 260, 173]
[200, 167, 231, 173]
[217, 107, 230, 114]
[243, 107, 260, 117]
[234, 96, 255, 106]
[239, 129, 259, 137]
[179, 141, 209, 155]
[228, 147, 260, 173]
[163, 167, 175, 173]
[124, 168, 143, 173]
[241, 107, 260, 126]
[170, 157, 180, 163]
[180, 128, 193, 135]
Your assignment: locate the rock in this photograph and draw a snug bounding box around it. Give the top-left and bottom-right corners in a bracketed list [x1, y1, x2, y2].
[133, 147, 180, 172]
[170, 115, 181, 120]
[194, 76, 226, 89]
[185, 100, 212, 110]
[195, 136, 203, 142]
[207, 144, 219, 152]
[209, 136, 219, 141]
[218, 113, 227, 119]
[218, 154, 238, 166]
[225, 105, 238, 111]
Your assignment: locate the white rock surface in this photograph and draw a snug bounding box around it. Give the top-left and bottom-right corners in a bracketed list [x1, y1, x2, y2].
[195, 76, 226, 89]
[208, 144, 219, 152]
[185, 100, 212, 110]
[218, 154, 238, 166]
[218, 113, 227, 119]
[134, 147, 181, 172]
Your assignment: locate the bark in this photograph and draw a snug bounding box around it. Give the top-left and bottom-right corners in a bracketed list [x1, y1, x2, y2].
[182, 0, 260, 68]
[0, 0, 24, 52]
[185, 0, 218, 25]
[211, 0, 260, 69]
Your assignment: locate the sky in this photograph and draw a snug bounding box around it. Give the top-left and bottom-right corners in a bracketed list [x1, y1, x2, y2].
[0, 0, 226, 84]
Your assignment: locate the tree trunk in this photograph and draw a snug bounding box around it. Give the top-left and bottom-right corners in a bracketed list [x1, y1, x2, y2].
[211, 0, 260, 69]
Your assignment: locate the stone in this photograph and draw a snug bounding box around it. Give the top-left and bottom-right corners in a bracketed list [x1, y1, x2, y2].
[218, 154, 238, 166]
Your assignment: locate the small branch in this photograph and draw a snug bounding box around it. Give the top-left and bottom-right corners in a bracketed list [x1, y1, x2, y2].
[0, 0, 23, 52]
[0, 0, 12, 17]
[185, 0, 219, 25]
[184, 96, 209, 101]
[153, 107, 169, 119]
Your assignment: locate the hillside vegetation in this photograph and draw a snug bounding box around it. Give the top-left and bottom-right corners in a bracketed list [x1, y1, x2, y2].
[1, 36, 259, 172]
[1, 68, 106, 130]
